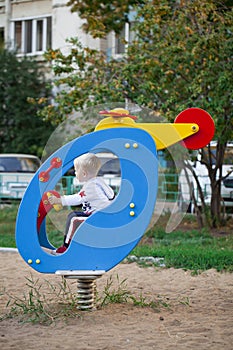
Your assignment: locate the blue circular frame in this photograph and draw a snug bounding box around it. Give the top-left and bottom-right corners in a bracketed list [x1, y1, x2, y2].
[15, 128, 158, 273]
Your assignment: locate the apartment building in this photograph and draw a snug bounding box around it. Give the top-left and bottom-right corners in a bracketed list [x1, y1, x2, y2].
[0, 0, 136, 59]
[0, 0, 106, 57]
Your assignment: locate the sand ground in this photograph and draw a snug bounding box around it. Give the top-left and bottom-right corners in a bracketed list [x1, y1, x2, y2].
[0, 251, 233, 350]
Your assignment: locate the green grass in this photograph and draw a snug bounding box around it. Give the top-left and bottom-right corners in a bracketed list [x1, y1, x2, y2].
[1, 273, 170, 324]
[1, 275, 82, 325]
[99, 274, 170, 310]
[0, 204, 232, 272]
[0, 204, 64, 248]
[133, 226, 233, 273]
[0, 204, 18, 247]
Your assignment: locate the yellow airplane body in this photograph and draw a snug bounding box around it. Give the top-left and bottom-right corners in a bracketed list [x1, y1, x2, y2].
[95, 116, 199, 150]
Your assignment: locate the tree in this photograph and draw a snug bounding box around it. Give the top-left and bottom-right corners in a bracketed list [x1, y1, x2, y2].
[67, 0, 145, 37]
[40, 0, 233, 227]
[0, 49, 54, 157]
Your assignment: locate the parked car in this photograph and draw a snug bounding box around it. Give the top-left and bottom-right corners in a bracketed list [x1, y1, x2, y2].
[0, 154, 41, 201]
[178, 142, 233, 213]
[72, 152, 121, 194]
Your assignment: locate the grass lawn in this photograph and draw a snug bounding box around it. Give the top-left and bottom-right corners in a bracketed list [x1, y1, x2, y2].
[0, 203, 232, 273]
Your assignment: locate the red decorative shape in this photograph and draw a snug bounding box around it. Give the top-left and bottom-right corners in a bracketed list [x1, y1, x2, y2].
[79, 190, 86, 198]
[37, 190, 61, 232]
[38, 157, 62, 182]
[99, 110, 138, 120]
[174, 108, 215, 150]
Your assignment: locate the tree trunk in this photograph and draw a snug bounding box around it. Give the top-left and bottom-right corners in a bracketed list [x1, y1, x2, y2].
[184, 163, 211, 228]
[210, 178, 223, 228]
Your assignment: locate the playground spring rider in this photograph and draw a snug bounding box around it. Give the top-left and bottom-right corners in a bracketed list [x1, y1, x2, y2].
[15, 108, 215, 309]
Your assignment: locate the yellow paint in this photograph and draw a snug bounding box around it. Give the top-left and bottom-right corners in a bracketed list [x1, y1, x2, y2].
[124, 143, 131, 149]
[47, 192, 63, 211]
[95, 116, 199, 150]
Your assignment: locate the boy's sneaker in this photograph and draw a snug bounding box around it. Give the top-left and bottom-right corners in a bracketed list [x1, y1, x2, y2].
[56, 245, 67, 253]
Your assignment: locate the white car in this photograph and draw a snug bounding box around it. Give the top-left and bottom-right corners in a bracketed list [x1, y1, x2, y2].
[178, 142, 233, 213]
[0, 154, 41, 201]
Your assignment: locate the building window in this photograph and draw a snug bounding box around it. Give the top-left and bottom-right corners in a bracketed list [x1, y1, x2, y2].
[115, 27, 126, 55]
[109, 21, 137, 57]
[12, 16, 52, 55]
[25, 20, 32, 53]
[15, 21, 22, 50]
[36, 20, 43, 51]
[46, 17, 52, 50]
[0, 27, 4, 47]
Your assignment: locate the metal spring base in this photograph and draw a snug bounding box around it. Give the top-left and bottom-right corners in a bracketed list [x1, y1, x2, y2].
[77, 278, 97, 310]
[55, 270, 105, 311]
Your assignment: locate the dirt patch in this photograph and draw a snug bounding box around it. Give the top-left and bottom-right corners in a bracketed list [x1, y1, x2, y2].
[1, 252, 233, 350]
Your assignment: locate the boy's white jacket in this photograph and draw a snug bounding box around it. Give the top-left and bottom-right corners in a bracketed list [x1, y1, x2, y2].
[61, 177, 115, 213]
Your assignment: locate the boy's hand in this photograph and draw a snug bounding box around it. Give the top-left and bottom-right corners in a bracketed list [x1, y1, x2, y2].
[48, 194, 62, 205]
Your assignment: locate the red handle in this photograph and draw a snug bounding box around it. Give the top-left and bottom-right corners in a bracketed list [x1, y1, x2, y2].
[39, 157, 62, 182]
[37, 190, 61, 232]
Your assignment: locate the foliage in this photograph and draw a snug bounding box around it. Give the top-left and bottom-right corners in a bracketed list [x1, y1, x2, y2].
[39, 1, 232, 227]
[67, 0, 145, 37]
[40, 0, 233, 139]
[40, 40, 124, 124]
[0, 49, 54, 157]
[42, 0, 233, 120]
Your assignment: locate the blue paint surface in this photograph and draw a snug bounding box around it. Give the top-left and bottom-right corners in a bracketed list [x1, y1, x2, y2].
[15, 128, 158, 273]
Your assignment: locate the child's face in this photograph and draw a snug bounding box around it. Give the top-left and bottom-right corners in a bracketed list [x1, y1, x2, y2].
[74, 165, 86, 182]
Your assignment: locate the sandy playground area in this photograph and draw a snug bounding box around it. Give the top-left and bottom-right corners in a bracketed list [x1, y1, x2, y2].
[0, 250, 232, 350]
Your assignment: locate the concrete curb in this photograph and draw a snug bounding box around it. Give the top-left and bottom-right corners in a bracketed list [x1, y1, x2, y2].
[0, 247, 18, 252]
[0, 248, 166, 267]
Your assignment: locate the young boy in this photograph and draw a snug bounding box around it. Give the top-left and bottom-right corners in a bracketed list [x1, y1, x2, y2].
[48, 153, 115, 253]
